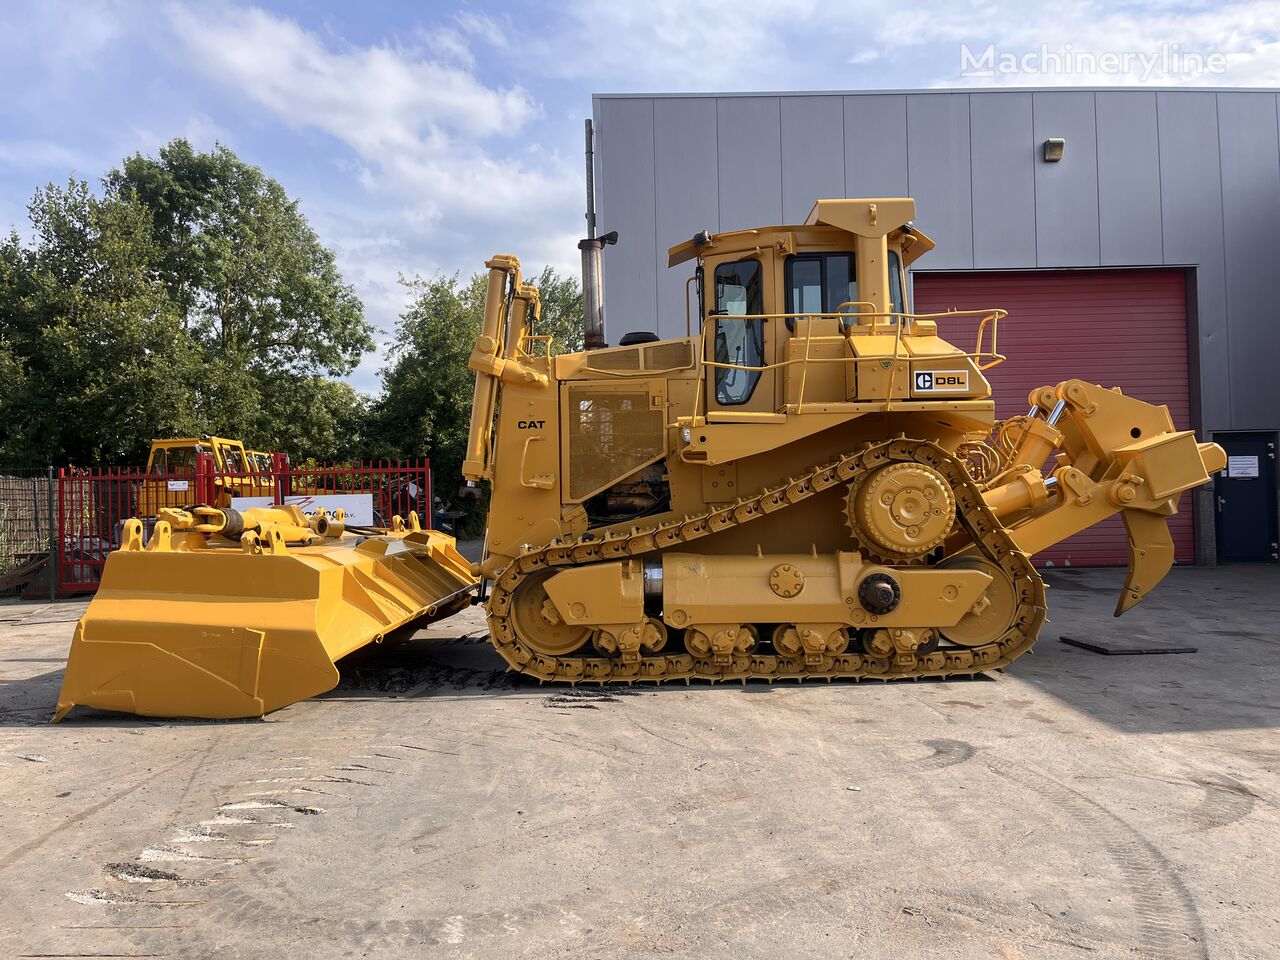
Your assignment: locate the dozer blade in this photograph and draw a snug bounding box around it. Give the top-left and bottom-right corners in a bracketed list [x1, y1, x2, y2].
[53, 530, 477, 722]
[1115, 509, 1176, 616]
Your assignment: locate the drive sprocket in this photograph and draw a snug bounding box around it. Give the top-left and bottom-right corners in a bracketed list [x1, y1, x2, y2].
[844, 460, 956, 563]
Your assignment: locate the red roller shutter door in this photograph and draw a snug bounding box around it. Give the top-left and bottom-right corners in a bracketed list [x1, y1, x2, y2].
[912, 269, 1194, 567]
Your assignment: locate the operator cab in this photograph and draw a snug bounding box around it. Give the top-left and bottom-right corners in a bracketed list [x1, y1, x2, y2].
[665, 199, 999, 417]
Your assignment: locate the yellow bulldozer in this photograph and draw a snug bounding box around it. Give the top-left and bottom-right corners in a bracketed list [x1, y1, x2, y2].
[54, 197, 1225, 721]
[137, 436, 272, 517]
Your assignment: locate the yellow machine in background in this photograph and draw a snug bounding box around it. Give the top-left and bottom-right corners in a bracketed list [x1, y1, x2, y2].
[138, 436, 271, 515]
[247, 450, 275, 474]
[55, 197, 1225, 720]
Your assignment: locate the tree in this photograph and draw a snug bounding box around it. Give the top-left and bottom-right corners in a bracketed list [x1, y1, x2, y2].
[528, 265, 584, 355]
[0, 180, 205, 464]
[253, 376, 369, 463]
[368, 267, 581, 532]
[368, 273, 486, 489]
[105, 140, 372, 379]
[0, 140, 373, 467]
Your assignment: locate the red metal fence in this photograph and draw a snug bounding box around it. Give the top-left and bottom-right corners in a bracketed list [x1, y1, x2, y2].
[56, 458, 432, 594]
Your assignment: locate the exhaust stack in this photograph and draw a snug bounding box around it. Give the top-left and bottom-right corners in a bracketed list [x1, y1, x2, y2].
[580, 119, 615, 351]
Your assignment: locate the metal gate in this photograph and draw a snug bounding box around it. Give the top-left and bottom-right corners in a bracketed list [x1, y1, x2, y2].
[56, 459, 433, 594]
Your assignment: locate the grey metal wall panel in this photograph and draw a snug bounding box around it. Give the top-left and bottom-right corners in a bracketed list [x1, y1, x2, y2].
[593, 97, 657, 341]
[1096, 92, 1163, 266]
[905, 94, 972, 269]
[844, 95, 907, 197]
[1033, 92, 1100, 267]
[716, 97, 782, 232]
[1157, 91, 1228, 431]
[969, 92, 1036, 269]
[781, 96, 845, 222]
[593, 87, 1280, 441]
[653, 97, 719, 340]
[1217, 92, 1280, 428]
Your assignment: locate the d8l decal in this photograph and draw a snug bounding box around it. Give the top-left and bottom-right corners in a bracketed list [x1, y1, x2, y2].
[914, 370, 969, 393]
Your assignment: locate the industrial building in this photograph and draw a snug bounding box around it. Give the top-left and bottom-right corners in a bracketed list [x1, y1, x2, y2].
[591, 87, 1280, 566]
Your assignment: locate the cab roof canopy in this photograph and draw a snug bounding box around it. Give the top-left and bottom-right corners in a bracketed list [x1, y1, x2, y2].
[666, 197, 935, 268]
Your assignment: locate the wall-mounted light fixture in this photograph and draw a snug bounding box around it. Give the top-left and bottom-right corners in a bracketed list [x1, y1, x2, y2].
[1043, 138, 1066, 162]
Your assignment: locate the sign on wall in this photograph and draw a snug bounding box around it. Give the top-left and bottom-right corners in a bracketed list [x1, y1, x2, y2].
[1227, 456, 1260, 479]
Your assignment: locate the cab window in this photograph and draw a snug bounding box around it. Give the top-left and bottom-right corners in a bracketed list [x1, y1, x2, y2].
[785, 253, 857, 330]
[167, 447, 197, 473]
[149, 448, 167, 475]
[712, 259, 764, 406]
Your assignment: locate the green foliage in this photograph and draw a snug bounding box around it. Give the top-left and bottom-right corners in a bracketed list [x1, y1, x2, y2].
[367, 267, 582, 532]
[105, 140, 371, 378]
[254, 376, 370, 463]
[0, 140, 373, 467]
[366, 273, 486, 498]
[1, 182, 203, 464]
[528, 265, 585, 356]
[0, 133, 586, 526]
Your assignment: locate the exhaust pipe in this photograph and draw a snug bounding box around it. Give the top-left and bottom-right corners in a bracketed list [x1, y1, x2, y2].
[581, 119, 616, 351]
[580, 238, 606, 351]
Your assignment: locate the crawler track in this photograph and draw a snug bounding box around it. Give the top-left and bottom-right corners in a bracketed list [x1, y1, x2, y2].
[485, 438, 1047, 683]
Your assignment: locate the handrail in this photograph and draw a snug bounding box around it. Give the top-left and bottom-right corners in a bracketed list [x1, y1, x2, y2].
[694, 306, 1008, 416]
[516, 333, 554, 360]
[583, 362, 700, 379]
[832, 299, 879, 315]
[685, 274, 698, 338]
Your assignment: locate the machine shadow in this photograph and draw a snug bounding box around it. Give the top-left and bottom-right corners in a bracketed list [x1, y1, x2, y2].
[17, 565, 1275, 731]
[0, 665, 269, 729]
[1010, 566, 1280, 734]
[321, 622, 1000, 707]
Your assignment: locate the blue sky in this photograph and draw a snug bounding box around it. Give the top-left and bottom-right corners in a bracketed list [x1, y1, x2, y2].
[1, 1, 1277, 392]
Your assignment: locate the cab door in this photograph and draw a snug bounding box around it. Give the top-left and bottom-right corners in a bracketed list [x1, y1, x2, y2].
[705, 250, 777, 415]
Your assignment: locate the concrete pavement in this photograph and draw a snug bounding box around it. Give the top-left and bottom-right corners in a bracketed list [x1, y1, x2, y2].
[0, 565, 1276, 959]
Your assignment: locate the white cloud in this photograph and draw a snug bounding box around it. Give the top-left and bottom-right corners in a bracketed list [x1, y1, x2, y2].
[546, 0, 818, 89]
[168, 5, 579, 234]
[165, 3, 586, 391]
[0, 139, 95, 172]
[0, 0, 121, 70]
[169, 7, 533, 141]
[528, 0, 1280, 90]
[419, 25, 475, 67]
[454, 11, 512, 50]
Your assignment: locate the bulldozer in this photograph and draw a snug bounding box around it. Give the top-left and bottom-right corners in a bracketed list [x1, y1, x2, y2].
[54, 197, 1226, 720]
[138, 436, 271, 516]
